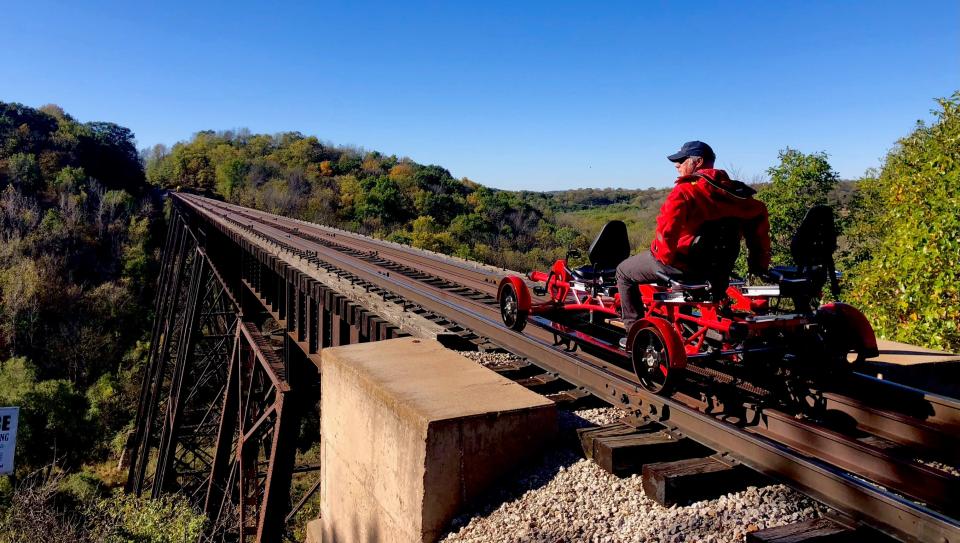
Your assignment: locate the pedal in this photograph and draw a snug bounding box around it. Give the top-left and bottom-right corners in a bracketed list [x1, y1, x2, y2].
[608, 318, 626, 330]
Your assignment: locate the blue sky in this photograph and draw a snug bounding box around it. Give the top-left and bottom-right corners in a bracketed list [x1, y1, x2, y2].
[3, 1, 957, 190]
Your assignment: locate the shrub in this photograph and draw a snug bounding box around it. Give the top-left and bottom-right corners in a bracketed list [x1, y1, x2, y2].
[847, 92, 960, 351]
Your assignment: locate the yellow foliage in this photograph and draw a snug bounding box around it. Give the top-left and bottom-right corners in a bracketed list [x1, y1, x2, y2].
[338, 175, 362, 210]
[319, 160, 334, 176]
[389, 163, 416, 181]
[361, 156, 382, 173]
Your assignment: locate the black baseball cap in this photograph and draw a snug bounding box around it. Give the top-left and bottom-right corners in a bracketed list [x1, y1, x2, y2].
[668, 141, 715, 163]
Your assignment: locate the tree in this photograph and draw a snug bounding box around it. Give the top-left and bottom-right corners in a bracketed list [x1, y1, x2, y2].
[0, 101, 158, 475]
[847, 92, 960, 351]
[0, 103, 58, 158]
[757, 149, 840, 265]
[0, 470, 206, 542]
[215, 158, 247, 198]
[448, 213, 492, 244]
[0, 257, 40, 350]
[6, 153, 41, 192]
[410, 215, 455, 253]
[143, 144, 173, 186]
[357, 176, 410, 225]
[53, 166, 86, 193]
[79, 122, 145, 193]
[170, 143, 215, 191]
[0, 357, 89, 469]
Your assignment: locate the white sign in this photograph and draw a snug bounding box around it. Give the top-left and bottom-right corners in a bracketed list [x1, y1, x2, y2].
[0, 407, 19, 475]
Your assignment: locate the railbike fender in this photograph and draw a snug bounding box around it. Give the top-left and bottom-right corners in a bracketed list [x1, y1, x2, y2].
[498, 276, 532, 311]
[818, 302, 880, 359]
[627, 317, 688, 369]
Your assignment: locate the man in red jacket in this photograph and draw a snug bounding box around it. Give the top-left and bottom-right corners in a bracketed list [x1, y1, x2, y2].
[616, 141, 771, 333]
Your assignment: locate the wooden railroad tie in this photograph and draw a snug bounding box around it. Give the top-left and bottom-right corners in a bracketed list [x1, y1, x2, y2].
[545, 387, 592, 405]
[577, 421, 710, 477]
[579, 421, 783, 507]
[642, 455, 769, 507]
[746, 516, 895, 543]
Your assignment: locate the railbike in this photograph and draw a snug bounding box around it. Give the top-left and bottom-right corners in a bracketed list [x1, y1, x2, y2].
[496, 206, 878, 394]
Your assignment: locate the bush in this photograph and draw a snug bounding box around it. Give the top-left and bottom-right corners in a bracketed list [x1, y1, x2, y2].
[0, 467, 206, 543]
[0, 357, 90, 469]
[847, 92, 960, 351]
[92, 493, 206, 542]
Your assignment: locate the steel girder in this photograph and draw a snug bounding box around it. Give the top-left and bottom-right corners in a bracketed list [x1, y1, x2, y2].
[127, 202, 314, 543]
[127, 208, 240, 500]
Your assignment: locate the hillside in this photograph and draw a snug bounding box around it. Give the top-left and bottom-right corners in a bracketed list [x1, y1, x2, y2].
[0, 102, 161, 470]
[150, 132, 769, 270]
[0, 102, 208, 542]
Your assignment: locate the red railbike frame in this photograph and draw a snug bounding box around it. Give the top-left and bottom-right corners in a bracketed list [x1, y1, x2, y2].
[524, 258, 810, 360]
[527, 264, 621, 318]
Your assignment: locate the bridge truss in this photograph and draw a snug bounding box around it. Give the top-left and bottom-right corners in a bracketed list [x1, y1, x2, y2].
[125, 200, 404, 541]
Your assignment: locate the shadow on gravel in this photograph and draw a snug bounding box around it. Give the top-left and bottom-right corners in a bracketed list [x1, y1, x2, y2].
[440, 410, 605, 538]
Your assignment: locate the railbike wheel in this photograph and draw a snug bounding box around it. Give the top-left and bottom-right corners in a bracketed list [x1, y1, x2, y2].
[631, 325, 679, 394]
[814, 307, 871, 373]
[499, 283, 528, 332]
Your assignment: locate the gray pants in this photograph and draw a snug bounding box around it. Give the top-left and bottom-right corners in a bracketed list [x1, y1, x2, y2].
[615, 251, 681, 330]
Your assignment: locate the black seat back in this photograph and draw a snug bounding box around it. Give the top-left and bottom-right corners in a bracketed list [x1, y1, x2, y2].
[685, 218, 743, 299]
[792, 205, 837, 268]
[790, 205, 839, 297]
[588, 220, 631, 270]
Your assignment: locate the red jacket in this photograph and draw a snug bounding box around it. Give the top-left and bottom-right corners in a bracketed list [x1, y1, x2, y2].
[650, 169, 770, 273]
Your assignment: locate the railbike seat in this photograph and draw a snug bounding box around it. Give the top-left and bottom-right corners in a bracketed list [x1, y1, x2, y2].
[569, 265, 618, 283]
[653, 218, 743, 302]
[755, 205, 841, 305]
[788, 205, 840, 298]
[566, 220, 630, 286]
[791, 205, 837, 268]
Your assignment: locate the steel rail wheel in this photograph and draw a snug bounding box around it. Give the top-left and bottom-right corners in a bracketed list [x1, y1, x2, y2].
[631, 323, 680, 394]
[499, 282, 528, 331]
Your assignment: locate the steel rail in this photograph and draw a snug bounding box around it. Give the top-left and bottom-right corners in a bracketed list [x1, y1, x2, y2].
[820, 390, 960, 465]
[229, 201, 504, 281]
[844, 373, 960, 429]
[193, 198, 504, 291]
[176, 193, 959, 543]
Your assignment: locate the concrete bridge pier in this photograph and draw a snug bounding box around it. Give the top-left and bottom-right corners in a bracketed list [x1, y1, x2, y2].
[307, 338, 557, 543]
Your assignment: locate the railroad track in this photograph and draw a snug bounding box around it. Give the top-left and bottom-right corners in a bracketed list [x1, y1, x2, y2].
[176, 193, 960, 543]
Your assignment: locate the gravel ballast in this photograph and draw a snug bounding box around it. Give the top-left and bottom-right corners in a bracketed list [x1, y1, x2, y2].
[446, 352, 831, 542]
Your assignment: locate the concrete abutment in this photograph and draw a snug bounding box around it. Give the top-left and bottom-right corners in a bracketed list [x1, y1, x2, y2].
[312, 337, 557, 543]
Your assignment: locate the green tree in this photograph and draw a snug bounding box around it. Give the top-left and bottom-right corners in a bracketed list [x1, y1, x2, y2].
[144, 144, 174, 186]
[0, 357, 90, 469]
[0, 257, 40, 350]
[170, 143, 215, 191]
[0, 470, 206, 543]
[358, 176, 410, 225]
[757, 149, 840, 265]
[79, 122, 145, 193]
[53, 166, 86, 193]
[449, 213, 492, 244]
[215, 158, 247, 198]
[6, 153, 41, 192]
[410, 215, 455, 253]
[847, 93, 960, 351]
